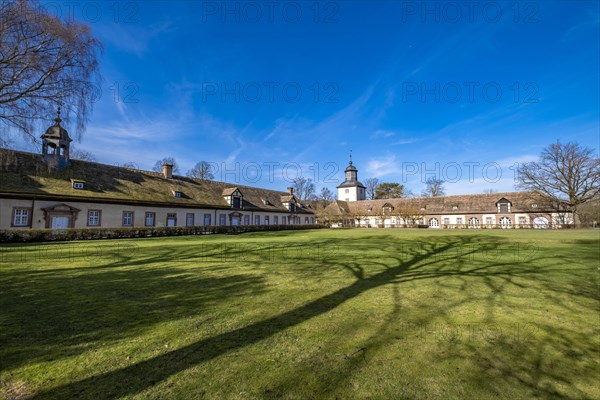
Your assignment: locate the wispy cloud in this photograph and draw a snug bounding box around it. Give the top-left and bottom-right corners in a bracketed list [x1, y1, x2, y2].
[365, 154, 400, 178]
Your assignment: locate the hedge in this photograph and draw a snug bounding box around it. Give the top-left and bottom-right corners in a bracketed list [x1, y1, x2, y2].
[0, 224, 326, 243]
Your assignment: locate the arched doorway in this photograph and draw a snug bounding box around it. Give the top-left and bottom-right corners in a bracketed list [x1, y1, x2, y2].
[429, 218, 439, 228]
[500, 217, 512, 229]
[533, 216, 549, 229]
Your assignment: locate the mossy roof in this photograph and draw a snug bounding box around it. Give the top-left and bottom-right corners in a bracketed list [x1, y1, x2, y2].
[0, 149, 314, 214]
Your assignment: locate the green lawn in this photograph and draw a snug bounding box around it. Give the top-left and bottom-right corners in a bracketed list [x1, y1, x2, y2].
[1, 229, 598, 399]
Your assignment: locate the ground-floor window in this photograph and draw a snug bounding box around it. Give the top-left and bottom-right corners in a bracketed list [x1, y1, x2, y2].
[255, 215, 260, 225]
[468, 217, 480, 226]
[274, 215, 279, 224]
[186, 213, 195, 226]
[518, 216, 527, 225]
[122, 211, 134, 226]
[305, 217, 309, 224]
[167, 213, 177, 227]
[12, 208, 30, 227]
[204, 214, 211, 226]
[486, 217, 493, 225]
[456, 217, 463, 225]
[533, 216, 549, 229]
[265, 216, 270, 225]
[87, 210, 101, 227]
[310, 217, 315, 224]
[219, 214, 226, 226]
[429, 218, 439, 227]
[500, 217, 512, 228]
[145, 212, 155, 226]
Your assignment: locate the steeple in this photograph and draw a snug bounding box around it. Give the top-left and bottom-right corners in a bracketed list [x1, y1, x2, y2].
[41, 106, 72, 167]
[337, 151, 366, 201]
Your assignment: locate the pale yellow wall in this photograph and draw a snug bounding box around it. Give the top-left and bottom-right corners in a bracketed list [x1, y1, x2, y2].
[0, 198, 316, 229]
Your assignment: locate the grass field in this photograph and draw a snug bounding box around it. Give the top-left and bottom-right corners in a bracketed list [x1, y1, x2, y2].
[1, 229, 599, 399]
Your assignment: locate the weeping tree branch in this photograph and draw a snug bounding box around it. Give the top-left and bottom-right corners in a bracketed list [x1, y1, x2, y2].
[0, 0, 102, 142]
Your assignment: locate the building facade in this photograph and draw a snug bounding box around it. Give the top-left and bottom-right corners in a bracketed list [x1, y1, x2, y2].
[0, 117, 316, 230]
[326, 158, 572, 229]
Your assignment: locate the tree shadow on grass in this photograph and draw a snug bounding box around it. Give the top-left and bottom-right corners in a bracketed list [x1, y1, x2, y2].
[0, 249, 267, 373]
[28, 236, 502, 399]
[3, 233, 597, 399]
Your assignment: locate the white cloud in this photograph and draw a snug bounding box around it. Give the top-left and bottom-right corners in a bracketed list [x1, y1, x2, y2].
[365, 154, 400, 178]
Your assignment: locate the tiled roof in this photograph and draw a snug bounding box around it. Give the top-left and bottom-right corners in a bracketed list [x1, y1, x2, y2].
[324, 192, 562, 216]
[0, 149, 314, 214]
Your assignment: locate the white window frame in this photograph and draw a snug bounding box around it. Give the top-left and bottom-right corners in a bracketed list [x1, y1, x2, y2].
[122, 211, 134, 227]
[145, 212, 155, 227]
[87, 210, 101, 227]
[13, 208, 30, 227]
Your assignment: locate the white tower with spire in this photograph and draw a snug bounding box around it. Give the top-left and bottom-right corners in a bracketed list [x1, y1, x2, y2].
[337, 151, 366, 202]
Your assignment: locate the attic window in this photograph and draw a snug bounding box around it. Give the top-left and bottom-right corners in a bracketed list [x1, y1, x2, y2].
[452, 205, 458, 210]
[420, 207, 426, 211]
[531, 203, 538, 208]
[174, 191, 183, 198]
[73, 181, 85, 190]
[262, 199, 273, 206]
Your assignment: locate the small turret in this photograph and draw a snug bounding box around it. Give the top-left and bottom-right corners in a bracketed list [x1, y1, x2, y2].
[41, 107, 72, 167]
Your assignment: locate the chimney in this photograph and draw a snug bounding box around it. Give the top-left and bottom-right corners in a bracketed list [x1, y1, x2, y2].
[287, 187, 294, 195]
[162, 163, 173, 179]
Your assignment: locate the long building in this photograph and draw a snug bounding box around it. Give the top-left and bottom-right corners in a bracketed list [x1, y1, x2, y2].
[0, 115, 316, 230]
[327, 157, 572, 229]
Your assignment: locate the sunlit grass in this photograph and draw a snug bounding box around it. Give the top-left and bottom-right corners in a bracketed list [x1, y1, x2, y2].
[1, 229, 598, 399]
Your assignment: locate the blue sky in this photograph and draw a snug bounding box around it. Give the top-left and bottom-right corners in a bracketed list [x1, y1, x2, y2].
[30, 1, 600, 195]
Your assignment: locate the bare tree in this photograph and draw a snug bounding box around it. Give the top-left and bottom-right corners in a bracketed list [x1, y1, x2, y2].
[187, 161, 215, 180]
[70, 147, 96, 162]
[318, 187, 334, 202]
[292, 177, 316, 201]
[364, 177, 379, 200]
[153, 157, 180, 174]
[122, 162, 139, 169]
[0, 0, 102, 140]
[517, 141, 600, 223]
[422, 177, 446, 197]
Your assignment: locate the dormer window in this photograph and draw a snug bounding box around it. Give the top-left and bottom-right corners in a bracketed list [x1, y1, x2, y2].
[223, 188, 243, 208]
[290, 202, 296, 212]
[173, 191, 183, 198]
[496, 198, 512, 213]
[452, 205, 458, 211]
[382, 203, 394, 215]
[72, 181, 85, 190]
[531, 203, 538, 208]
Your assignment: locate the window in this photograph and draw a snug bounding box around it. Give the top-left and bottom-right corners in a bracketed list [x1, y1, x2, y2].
[289, 203, 296, 212]
[73, 181, 85, 190]
[174, 191, 183, 198]
[486, 217, 493, 225]
[219, 214, 226, 226]
[429, 218, 439, 227]
[166, 213, 177, 227]
[87, 210, 101, 227]
[305, 217, 309, 224]
[265, 216, 270, 225]
[518, 216, 527, 225]
[310, 217, 315, 224]
[443, 218, 450, 225]
[345, 189, 349, 193]
[452, 205, 458, 210]
[145, 212, 155, 226]
[456, 217, 463, 224]
[468, 217, 480, 228]
[12, 208, 30, 227]
[274, 215, 279, 224]
[243, 215, 250, 225]
[204, 214, 211, 226]
[500, 217, 512, 228]
[255, 215, 260, 225]
[122, 211, 134, 227]
[232, 196, 241, 208]
[186, 213, 195, 226]
[282, 216, 287, 224]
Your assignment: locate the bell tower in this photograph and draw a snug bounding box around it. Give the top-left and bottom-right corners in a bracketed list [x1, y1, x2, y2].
[41, 107, 72, 167]
[337, 151, 366, 202]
